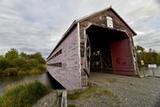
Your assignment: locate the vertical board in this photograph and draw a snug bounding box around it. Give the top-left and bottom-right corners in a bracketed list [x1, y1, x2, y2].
[111, 38, 135, 75]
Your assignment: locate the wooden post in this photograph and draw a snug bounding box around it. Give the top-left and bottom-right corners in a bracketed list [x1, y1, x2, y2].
[61, 90, 67, 107]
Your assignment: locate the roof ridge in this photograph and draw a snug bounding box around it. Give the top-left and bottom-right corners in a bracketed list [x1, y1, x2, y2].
[75, 6, 112, 23]
[47, 6, 136, 59]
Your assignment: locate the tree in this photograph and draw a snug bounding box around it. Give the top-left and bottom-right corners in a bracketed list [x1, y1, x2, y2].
[0, 58, 12, 70]
[135, 45, 160, 67]
[157, 53, 160, 65]
[20, 52, 28, 59]
[135, 45, 145, 53]
[0, 49, 46, 76]
[5, 48, 18, 60]
[30, 52, 46, 64]
[0, 55, 3, 59]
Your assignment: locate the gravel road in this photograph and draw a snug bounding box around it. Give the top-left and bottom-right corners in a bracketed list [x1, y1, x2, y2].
[88, 72, 160, 107]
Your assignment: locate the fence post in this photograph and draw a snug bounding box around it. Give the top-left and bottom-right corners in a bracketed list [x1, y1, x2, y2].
[61, 90, 67, 107]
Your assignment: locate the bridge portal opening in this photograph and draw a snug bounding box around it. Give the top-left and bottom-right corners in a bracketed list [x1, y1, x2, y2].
[86, 25, 129, 74]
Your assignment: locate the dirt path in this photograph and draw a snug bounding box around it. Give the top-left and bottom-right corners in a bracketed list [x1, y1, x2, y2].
[89, 72, 160, 107]
[68, 72, 160, 107]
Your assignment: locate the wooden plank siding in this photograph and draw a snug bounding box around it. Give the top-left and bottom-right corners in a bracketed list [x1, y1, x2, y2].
[47, 25, 81, 90]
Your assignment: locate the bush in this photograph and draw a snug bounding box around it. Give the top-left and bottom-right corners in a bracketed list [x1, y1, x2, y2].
[0, 58, 12, 70]
[0, 81, 51, 107]
[5, 48, 19, 60]
[4, 68, 18, 76]
[12, 58, 26, 68]
[30, 68, 42, 75]
[37, 65, 46, 71]
[0, 49, 46, 76]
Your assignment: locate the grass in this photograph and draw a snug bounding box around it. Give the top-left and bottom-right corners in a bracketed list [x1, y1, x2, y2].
[1, 65, 46, 76]
[68, 91, 82, 100]
[68, 85, 119, 100]
[68, 86, 97, 100]
[68, 85, 114, 100]
[0, 65, 46, 77]
[68, 85, 121, 107]
[68, 104, 77, 107]
[0, 81, 51, 107]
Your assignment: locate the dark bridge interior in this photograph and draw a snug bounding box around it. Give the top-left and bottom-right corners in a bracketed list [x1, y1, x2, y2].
[86, 25, 128, 73]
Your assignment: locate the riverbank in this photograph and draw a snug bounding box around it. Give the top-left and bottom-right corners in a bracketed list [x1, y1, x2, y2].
[0, 72, 55, 93]
[0, 81, 52, 107]
[0, 66, 46, 76]
[0, 49, 46, 76]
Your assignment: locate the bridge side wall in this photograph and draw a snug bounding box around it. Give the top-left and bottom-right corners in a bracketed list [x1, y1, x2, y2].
[47, 25, 81, 90]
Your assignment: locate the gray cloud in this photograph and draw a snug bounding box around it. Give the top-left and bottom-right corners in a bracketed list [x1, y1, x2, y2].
[0, 0, 159, 58]
[156, 0, 160, 4]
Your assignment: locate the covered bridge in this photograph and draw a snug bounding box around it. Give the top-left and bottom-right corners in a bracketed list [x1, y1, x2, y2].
[47, 7, 137, 90]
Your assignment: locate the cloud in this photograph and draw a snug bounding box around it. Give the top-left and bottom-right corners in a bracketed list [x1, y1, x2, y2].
[156, 0, 160, 5]
[0, 0, 159, 58]
[134, 29, 160, 51]
[0, 0, 64, 57]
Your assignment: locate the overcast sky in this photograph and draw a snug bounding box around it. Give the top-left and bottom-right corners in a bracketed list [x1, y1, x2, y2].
[0, 0, 159, 57]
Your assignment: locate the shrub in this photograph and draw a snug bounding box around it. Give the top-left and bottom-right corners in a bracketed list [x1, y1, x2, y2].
[0, 58, 12, 70]
[37, 65, 46, 71]
[5, 48, 19, 60]
[4, 68, 18, 76]
[0, 49, 46, 76]
[0, 81, 51, 107]
[12, 58, 26, 69]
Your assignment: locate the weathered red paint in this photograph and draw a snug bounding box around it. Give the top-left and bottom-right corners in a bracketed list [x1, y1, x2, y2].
[111, 38, 135, 75]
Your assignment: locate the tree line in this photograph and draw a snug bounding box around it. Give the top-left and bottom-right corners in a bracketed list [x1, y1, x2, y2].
[135, 45, 160, 67]
[0, 48, 46, 76]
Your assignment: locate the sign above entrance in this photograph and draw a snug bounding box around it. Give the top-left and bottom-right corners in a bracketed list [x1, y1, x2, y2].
[106, 16, 113, 28]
